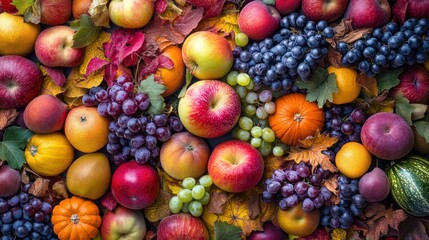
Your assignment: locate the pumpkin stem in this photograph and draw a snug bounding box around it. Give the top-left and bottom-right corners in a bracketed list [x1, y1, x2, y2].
[293, 113, 303, 123]
[70, 214, 80, 224]
[29, 145, 38, 156]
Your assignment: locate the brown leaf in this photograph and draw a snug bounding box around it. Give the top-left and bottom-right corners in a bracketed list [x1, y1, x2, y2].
[0, 108, 19, 130]
[51, 180, 68, 199]
[356, 72, 378, 96]
[28, 177, 50, 198]
[88, 0, 110, 27]
[341, 28, 373, 44]
[326, 18, 354, 48]
[196, 4, 239, 34]
[327, 45, 343, 68]
[143, 189, 172, 222]
[263, 155, 286, 180]
[247, 191, 260, 219]
[208, 189, 228, 214]
[323, 173, 340, 204]
[354, 89, 395, 115]
[285, 130, 339, 172]
[157, 167, 182, 195]
[259, 200, 278, 224]
[399, 217, 429, 240]
[364, 203, 408, 240]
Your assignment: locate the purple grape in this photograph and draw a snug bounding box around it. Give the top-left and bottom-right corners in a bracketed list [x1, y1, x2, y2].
[95, 89, 108, 102]
[123, 129, 135, 140]
[145, 122, 156, 135]
[1, 210, 13, 223]
[151, 147, 160, 158]
[330, 217, 340, 228]
[112, 154, 127, 166]
[108, 84, 122, 97]
[30, 198, 42, 210]
[330, 205, 341, 217]
[34, 211, 44, 222]
[278, 198, 288, 210]
[108, 132, 119, 143]
[262, 191, 274, 202]
[19, 193, 29, 205]
[138, 98, 151, 111]
[296, 164, 310, 178]
[294, 181, 309, 195]
[307, 186, 320, 198]
[341, 122, 354, 135]
[320, 187, 332, 201]
[97, 102, 109, 117]
[350, 204, 362, 216]
[107, 102, 123, 119]
[338, 175, 349, 185]
[15, 225, 29, 238]
[168, 116, 183, 132]
[285, 194, 299, 208]
[135, 92, 148, 103]
[285, 170, 301, 183]
[267, 181, 282, 194]
[115, 127, 125, 138]
[281, 183, 294, 197]
[302, 198, 315, 211]
[330, 117, 342, 131]
[82, 94, 98, 107]
[106, 142, 121, 155]
[21, 184, 32, 193]
[122, 99, 138, 115]
[135, 147, 151, 164]
[117, 75, 131, 85]
[12, 206, 23, 219]
[119, 138, 129, 146]
[114, 90, 129, 104]
[313, 195, 324, 208]
[127, 118, 141, 133]
[32, 222, 43, 233]
[348, 130, 361, 142]
[145, 135, 158, 150]
[122, 82, 134, 93]
[7, 196, 19, 207]
[153, 114, 168, 127]
[350, 109, 366, 124]
[339, 210, 354, 226]
[130, 135, 145, 148]
[155, 127, 171, 142]
[117, 114, 130, 128]
[339, 184, 352, 197]
[352, 194, 366, 208]
[109, 120, 119, 131]
[330, 105, 342, 116]
[121, 146, 132, 159]
[0, 199, 8, 213]
[309, 173, 322, 186]
[40, 202, 52, 215]
[272, 169, 286, 182]
[89, 86, 104, 95]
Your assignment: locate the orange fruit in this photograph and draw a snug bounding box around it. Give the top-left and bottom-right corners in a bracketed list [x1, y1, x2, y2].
[72, 0, 92, 19]
[64, 106, 109, 153]
[335, 142, 372, 178]
[154, 45, 185, 97]
[0, 12, 41, 56]
[327, 66, 361, 105]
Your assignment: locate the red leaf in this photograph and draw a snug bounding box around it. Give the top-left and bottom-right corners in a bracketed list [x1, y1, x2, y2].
[100, 188, 118, 211]
[1, 0, 17, 13]
[154, 0, 168, 14]
[44, 66, 66, 87]
[174, 6, 204, 36]
[203, 0, 225, 18]
[392, 0, 409, 24]
[103, 63, 119, 87]
[137, 54, 174, 80]
[103, 29, 146, 66]
[85, 57, 110, 77]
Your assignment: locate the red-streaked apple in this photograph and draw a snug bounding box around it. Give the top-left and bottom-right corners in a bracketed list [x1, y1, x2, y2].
[360, 112, 414, 160]
[301, 0, 349, 22]
[248, 222, 287, 240]
[34, 25, 85, 67]
[182, 31, 233, 80]
[207, 140, 264, 193]
[0, 165, 21, 197]
[0, 55, 42, 109]
[277, 203, 320, 237]
[178, 80, 241, 139]
[358, 167, 390, 202]
[111, 161, 159, 210]
[275, 0, 301, 16]
[390, 64, 429, 104]
[108, 0, 154, 29]
[238, 1, 281, 41]
[160, 132, 210, 180]
[40, 0, 72, 25]
[157, 213, 209, 240]
[344, 0, 391, 29]
[100, 206, 147, 240]
[393, 0, 429, 23]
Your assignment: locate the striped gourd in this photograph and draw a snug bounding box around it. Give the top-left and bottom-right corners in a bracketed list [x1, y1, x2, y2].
[386, 155, 429, 217]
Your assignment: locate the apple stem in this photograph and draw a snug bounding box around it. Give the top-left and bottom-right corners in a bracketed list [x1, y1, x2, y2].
[70, 214, 80, 224]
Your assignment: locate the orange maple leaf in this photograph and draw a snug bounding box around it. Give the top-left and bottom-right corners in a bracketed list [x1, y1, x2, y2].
[285, 130, 339, 172]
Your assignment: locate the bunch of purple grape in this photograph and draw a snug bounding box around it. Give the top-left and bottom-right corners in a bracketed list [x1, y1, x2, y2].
[0, 185, 57, 240]
[82, 76, 184, 166]
[262, 161, 333, 212]
[320, 175, 367, 229]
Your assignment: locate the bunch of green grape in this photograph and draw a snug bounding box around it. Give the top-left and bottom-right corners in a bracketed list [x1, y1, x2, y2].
[168, 175, 213, 217]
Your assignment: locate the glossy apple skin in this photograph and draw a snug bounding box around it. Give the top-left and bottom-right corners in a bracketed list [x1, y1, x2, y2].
[111, 161, 160, 210]
[360, 112, 414, 160]
[358, 167, 390, 202]
[160, 132, 210, 180]
[157, 213, 209, 240]
[178, 80, 240, 138]
[35, 25, 85, 67]
[0, 165, 21, 198]
[393, 0, 429, 23]
[208, 140, 264, 193]
[277, 203, 320, 237]
[100, 206, 147, 240]
[182, 31, 233, 80]
[390, 65, 429, 104]
[275, 0, 301, 16]
[108, 0, 154, 28]
[344, 0, 391, 29]
[238, 1, 281, 41]
[301, 0, 349, 22]
[72, 0, 93, 19]
[40, 0, 72, 25]
[0, 55, 42, 109]
[248, 222, 287, 240]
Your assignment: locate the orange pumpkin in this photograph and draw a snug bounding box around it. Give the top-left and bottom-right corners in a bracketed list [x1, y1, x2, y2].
[51, 196, 101, 240]
[268, 93, 325, 146]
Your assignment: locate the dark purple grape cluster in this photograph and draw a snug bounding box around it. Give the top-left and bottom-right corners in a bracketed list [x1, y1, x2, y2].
[82, 76, 184, 166]
[262, 161, 334, 212]
[320, 175, 367, 229]
[323, 104, 367, 153]
[232, 13, 335, 92]
[338, 18, 429, 76]
[0, 185, 57, 240]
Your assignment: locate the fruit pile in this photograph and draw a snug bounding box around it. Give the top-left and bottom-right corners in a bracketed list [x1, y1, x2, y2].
[1, 0, 429, 239]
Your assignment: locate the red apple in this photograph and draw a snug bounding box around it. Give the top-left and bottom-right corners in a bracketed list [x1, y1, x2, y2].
[0, 165, 21, 197]
[157, 213, 209, 240]
[40, 0, 72, 25]
[344, 0, 391, 29]
[208, 140, 264, 193]
[277, 203, 320, 237]
[182, 31, 233, 80]
[238, 1, 281, 41]
[178, 80, 241, 139]
[72, 0, 93, 19]
[111, 161, 159, 210]
[0, 55, 42, 109]
[275, 0, 301, 16]
[393, 0, 429, 23]
[160, 132, 210, 180]
[358, 167, 390, 202]
[34, 25, 85, 67]
[301, 0, 349, 22]
[108, 0, 154, 29]
[248, 222, 286, 240]
[100, 206, 147, 240]
[360, 112, 414, 160]
[390, 64, 429, 104]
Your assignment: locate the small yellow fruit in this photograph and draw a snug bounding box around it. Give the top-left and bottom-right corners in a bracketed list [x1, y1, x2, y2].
[328, 66, 361, 104]
[335, 142, 372, 178]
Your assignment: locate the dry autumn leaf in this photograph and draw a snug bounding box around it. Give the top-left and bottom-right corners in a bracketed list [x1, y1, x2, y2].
[323, 173, 340, 204]
[0, 109, 19, 130]
[207, 189, 229, 214]
[28, 177, 50, 198]
[356, 72, 378, 96]
[157, 167, 182, 195]
[364, 203, 408, 240]
[143, 189, 172, 223]
[40, 66, 66, 96]
[285, 130, 339, 172]
[331, 228, 348, 240]
[196, 4, 240, 34]
[88, 0, 110, 28]
[354, 89, 395, 115]
[79, 31, 111, 76]
[51, 180, 68, 199]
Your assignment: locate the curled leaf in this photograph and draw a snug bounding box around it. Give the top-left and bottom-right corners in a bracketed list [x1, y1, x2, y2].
[51, 180, 68, 199]
[0, 109, 19, 130]
[356, 72, 378, 96]
[143, 189, 172, 222]
[88, 0, 110, 28]
[364, 203, 407, 240]
[43, 66, 66, 87]
[28, 177, 50, 198]
[208, 189, 229, 214]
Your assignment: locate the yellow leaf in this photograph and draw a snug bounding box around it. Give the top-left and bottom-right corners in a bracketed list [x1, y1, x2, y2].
[285, 130, 339, 172]
[332, 228, 348, 240]
[159, 0, 183, 21]
[157, 167, 183, 195]
[63, 96, 83, 109]
[74, 70, 104, 89]
[79, 31, 111, 75]
[263, 155, 286, 180]
[64, 70, 88, 99]
[143, 190, 172, 222]
[196, 4, 240, 34]
[40, 66, 66, 96]
[259, 200, 278, 224]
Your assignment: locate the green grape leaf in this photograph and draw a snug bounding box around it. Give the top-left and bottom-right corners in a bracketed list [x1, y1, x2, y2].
[395, 94, 415, 125]
[414, 120, 429, 143]
[70, 14, 102, 48]
[11, 0, 34, 14]
[0, 126, 33, 170]
[138, 75, 166, 115]
[377, 68, 403, 92]
[214, 221, 242, 240]
[178, 69, 194, 98]
[296, 67, 338, 108]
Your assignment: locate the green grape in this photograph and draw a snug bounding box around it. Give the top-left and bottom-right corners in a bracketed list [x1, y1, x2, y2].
[235, 85, 248, 99]
[189, 200, 203, 217]
[245, 91, 258, 104]
[226, 71, 239, 86]
[250, 137, 262, 148]
[199, 175, 213, 188]
[237, 73, 251, 86]
[259, 141, 272, 157]
[177, 189, 193, 203]
[272, 146, 285, 157]
[239, 116, 254, 131]
[262, 127, 276, 143]
[200, 192, 211, 205]
[245, 105, 256, 116]
[263, 101, 276, 114]
[246, 79, 255, 90]
[256, 106, 268, 119]
[235, 32, 249, 47]
[258, 119, 268, 128]
[181, 177, 196, 189]
[192, 185, 206, 200]
[169, 196, 183, 214]
[181, 202, 190, 213]
[237, 129, 250, 141]
[250, 126, 263, 138]
[277, 142, 289, 153]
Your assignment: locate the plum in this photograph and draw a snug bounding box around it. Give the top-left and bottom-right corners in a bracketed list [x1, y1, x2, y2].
[358, 167, 390, 202]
